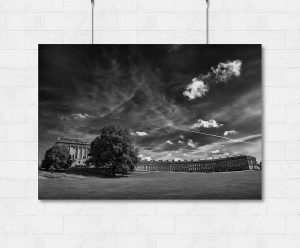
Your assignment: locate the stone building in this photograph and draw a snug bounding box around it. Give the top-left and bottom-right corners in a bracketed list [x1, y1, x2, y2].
[55, 137, 90, 167]
[136, 155, 259, 172]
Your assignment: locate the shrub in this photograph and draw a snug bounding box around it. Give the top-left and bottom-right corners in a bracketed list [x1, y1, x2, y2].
[41, 144, 73, 170]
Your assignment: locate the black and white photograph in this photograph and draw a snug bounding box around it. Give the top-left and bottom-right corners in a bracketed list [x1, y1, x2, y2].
[38, 44, 262, 199]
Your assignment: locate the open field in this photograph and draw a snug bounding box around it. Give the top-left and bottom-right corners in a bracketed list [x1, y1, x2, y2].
[39, 169, 261, 199]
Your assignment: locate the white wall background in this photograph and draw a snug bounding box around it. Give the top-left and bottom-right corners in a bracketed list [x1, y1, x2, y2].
[0, 0, 300, 247]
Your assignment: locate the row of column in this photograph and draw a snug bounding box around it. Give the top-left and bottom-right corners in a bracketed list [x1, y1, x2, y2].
[138, 160, 251, 172]
[70, 146, 89, 159]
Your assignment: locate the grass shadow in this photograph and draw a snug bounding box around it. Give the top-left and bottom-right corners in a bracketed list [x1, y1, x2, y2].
[40, 168, 129, 179]
[67, 168, 130, 178]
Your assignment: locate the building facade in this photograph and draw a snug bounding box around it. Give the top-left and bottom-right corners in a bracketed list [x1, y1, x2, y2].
[55, 137, 90, 167]
[136, 155, 260, 172]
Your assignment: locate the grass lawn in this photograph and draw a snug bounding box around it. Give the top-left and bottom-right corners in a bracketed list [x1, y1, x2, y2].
[39, 170, 262, 199]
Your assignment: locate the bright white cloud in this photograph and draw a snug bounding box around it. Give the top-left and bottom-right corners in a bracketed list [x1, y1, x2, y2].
[138, 154, 151, 161]
[166, 140, 174, 145]
[178, 140, 184, 144]
[187, 139, 196, 148]
[72, 113, 89, 119]
[211, 149, 220, 154]
[182, 60, 242, 101]
[136, 131, 148, 136]
[211, 60, 242, 82]
[174, 158, 183, 161]
[192, 119, 223, 129]
[179, 135, 184, 139]
[224, 130, 238, 136]
[183, 77, 209, 100]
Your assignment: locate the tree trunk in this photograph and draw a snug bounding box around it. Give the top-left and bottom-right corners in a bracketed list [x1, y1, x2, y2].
[111, 164, 116, 177]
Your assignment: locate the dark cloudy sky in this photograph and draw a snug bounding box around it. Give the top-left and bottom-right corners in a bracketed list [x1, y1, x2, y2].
[39, 44, 262, 163]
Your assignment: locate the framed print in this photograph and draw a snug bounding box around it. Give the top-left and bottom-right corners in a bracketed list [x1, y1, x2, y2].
[39, 44, 262, 199]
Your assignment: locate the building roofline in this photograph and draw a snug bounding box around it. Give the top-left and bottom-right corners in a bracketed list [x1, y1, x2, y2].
[139, 155, 256, 163]
[56, 137, 90, 145]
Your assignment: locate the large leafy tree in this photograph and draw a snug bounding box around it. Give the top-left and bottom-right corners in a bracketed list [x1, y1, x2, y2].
[87, 124, 139, 176]
[41, 144, 73, 170]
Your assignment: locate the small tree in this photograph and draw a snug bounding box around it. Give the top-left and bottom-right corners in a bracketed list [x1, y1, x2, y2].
[87, 124, 139, 176]
[41, 144, 73, 171]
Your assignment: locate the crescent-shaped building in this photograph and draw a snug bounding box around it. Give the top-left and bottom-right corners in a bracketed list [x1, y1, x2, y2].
[136, 155, 260, 172]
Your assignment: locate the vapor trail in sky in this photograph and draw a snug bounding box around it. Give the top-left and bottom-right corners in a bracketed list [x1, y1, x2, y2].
[100, 115, 256, 145]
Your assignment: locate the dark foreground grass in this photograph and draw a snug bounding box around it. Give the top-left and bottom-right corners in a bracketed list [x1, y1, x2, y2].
[39, 170, 262, 199]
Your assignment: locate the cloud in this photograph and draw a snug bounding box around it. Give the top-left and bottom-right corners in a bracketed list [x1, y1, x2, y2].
[184, 132, 261, 161]
[178, 140, 184, 144]
[138, 154, 151, 161]
[211, 60, 242, 82]
[58, 115, 69, 121]
[192, 119, 223, 129]
[174, 158, 183, 161]
[136, 131, 149, 136]
[211, 149, 220, 154]
[187, 139, 196, 148]
[182, 60, 242, 100]
[179, 135, 184, 139]
[166, 140, 174, 145]
[183, 78, 209, 100]
[234, 133, 261, 143]
[224, 130, 238, 136]
[72, 113, 90, 119]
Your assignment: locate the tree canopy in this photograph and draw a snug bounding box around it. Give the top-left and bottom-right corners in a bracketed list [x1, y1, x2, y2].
[41, 144, 73, 170]
[87, 124, 139, 176]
